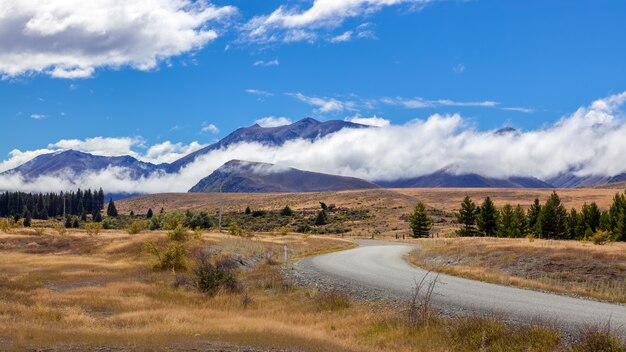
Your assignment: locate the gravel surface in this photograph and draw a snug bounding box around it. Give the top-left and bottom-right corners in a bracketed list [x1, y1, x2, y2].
[287, 239, 626, 337]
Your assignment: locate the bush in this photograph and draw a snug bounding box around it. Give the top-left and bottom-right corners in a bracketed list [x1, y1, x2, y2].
[145, 242, 187, 271]
[591, 230, 613, 245]
[102, 217, 117, 230]
[0, 218, 14, 233]
[280, 205, 294, 216]
[571, 327, 625, 352]
[167, 224, 189, 242]
[85, 222, 102, 236]
[149, 216, 161, 230]
[183, 211, 212, 229]
[127, 220, 146, 235]
[315, 290, 351, 311]
[193, 252, 240, 296]
[315, 210, 328, 225]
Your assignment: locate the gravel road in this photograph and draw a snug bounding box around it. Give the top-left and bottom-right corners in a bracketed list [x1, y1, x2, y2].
[289, 240, 626, 335]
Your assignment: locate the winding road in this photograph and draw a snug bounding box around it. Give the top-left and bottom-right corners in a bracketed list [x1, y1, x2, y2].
[295, 240, 626, 334]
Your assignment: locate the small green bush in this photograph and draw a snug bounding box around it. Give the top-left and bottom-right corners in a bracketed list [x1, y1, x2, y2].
[591, 230, 613, 245]
[193, 252, 240, 296]
[127, 220, 146, 235]
[145, 242, 187, 271]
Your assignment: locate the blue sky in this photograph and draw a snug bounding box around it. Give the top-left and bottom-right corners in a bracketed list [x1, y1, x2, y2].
[1, 0, 626, 163]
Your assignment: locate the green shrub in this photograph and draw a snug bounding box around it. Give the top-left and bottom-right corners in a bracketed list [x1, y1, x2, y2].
[280, 205, 294, 216]
[571, 328, 625, 352]
[85, 222, 102, 236]
[167, 224, 189, 242]
[145, 242, 187, 271]
[127, 220, 146, 235]
[192, 252, 240, 296]
[591, 230, 613, 245]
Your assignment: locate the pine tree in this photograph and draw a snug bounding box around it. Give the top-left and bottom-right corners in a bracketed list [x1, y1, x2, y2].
[409, 202, 432, 238]
[527, 198, 542, 234]
[72, 218, 80, 228]
[244, 206, 251, 215]
[146, 208, 154, 219]
[539, 191, 568, 239]
[93, 210, 103, 223]
[478, 197, 498, 236]
[567, 208, 579, 239]
[130, 210, 135, 217]
[65, 216, 72, 229]
[581, 202, 601, 234]
[513, 205, 528, 238]
[107, 198, 118, 217]
[315, 210, 328, 225]
[23, 208, 32, 227]
[456, 196, 478, 236]
[497, 204, 515, 238]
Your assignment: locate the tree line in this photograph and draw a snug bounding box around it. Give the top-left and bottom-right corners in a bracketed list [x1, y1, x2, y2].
[408, 190, 626, 241]
[455, 191, 626, 241]
[0, 189, 105, 220]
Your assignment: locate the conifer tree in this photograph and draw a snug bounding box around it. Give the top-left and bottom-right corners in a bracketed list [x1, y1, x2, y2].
[23, 208, 32, 227]
[478, 197, 498, 236]
[146, 208, 154, 219]
[280, 205, 294, 216]
[107, 198, 118, 217]
[497, 204, 514, 238]
[527, 198, 542, 233]
[456, 196, 478, 236]
[409, 202, 432, 238]
[513, 205, 528, 238]
[315, 210, 328, 225]
[244, 206, 251, 215]
[539, 191, 568, 239]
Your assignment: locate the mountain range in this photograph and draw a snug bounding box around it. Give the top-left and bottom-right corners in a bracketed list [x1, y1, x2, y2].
[189, 160, 379, 193]
[3, 117, 626, 192]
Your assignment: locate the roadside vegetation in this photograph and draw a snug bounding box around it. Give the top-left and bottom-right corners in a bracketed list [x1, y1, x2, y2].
[1, 227, 623, 351]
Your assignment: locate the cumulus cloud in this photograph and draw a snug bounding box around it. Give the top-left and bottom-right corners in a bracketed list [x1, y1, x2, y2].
[289, 92, 356, 113]
[255, 116, 293, 127]
[344, 115, 390, 127]
[3, 92, 626, 194]
[0, 0, 237, 78]
[241, 0, 430, 44]
[201, 123, 220, 135]
[144, 141, 207, 164]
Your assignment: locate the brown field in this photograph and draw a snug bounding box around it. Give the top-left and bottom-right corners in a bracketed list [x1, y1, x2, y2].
[411, 237, 626, 303]
[118, 188, 624, 239]
[0, 228, 595, 351]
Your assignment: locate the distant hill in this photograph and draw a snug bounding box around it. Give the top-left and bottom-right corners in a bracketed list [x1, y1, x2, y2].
[2, 150, 163, 180]
[377, 170, 554, 188]
[547, 173, 626, 188]
[167, 117, 367, 172]
[189, 160, 380, 193]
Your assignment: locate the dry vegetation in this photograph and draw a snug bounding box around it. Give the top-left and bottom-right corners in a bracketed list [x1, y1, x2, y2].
[411, 237, 626, 303]
[2, 228, 623, 351]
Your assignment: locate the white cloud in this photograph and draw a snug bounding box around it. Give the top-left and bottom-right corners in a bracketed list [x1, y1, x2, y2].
[255, 116, 293, 128]
[201, 123, 220, 134]
[4, 92, 626, 194]
[30, 114, 48, 119]
[253, 59, 280, 67]
[245, 89, 274, 97]
[289, 92, 356, 113]
[0, 0, 237, 78]
[382, 96, 499, 109]
[49, 137, 142, 157]
[144, 141, 207, 164]
[501, 107, 534, 113]
[453, 63, 465, 73]
[241, 0, 430, 44]
[330, 31, 353, 43]
[0, 149, 56, 173]
[345, 115, 390, 127]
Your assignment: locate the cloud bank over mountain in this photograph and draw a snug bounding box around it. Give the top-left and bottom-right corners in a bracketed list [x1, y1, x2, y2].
[1, 92, 625, 194]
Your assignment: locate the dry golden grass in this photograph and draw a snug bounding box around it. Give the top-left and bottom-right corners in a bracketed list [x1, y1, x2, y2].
[411, 237, 626, 303]
[0, 229, 589, 351]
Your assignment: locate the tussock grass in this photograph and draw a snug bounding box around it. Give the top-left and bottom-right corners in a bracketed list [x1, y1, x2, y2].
[411, 237, 626, 303]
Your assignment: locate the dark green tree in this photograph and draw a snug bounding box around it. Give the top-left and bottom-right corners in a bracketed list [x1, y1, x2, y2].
[65, 216, 72, 229]
[23, 208, 32, 227]
[527, 198, 542, 233]
[106, 198, 118, 217]
[497, 204, 514, 238]
[315, 210, 328, 225]
[478, 197, 498, 236]
[146, 208, 154, 219]
[72, 218, 80, 228]
[409, 202, 432, 238]
[456, 196, 478, 236]
[538, 191, 568, 239]
[93, 211, 103, 223]
[581, 202, 601, 234]
[280, 205, 294, 216]
[244, 206, 251, 215]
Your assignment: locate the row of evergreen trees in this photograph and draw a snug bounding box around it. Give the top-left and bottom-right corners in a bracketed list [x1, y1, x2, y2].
[0, 189, 105, 220]
[456, 191, 626, 241]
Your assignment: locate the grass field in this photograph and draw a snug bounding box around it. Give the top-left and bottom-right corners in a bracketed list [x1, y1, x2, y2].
[2, 227, 623, 351]
[410, 237, 626, 303]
